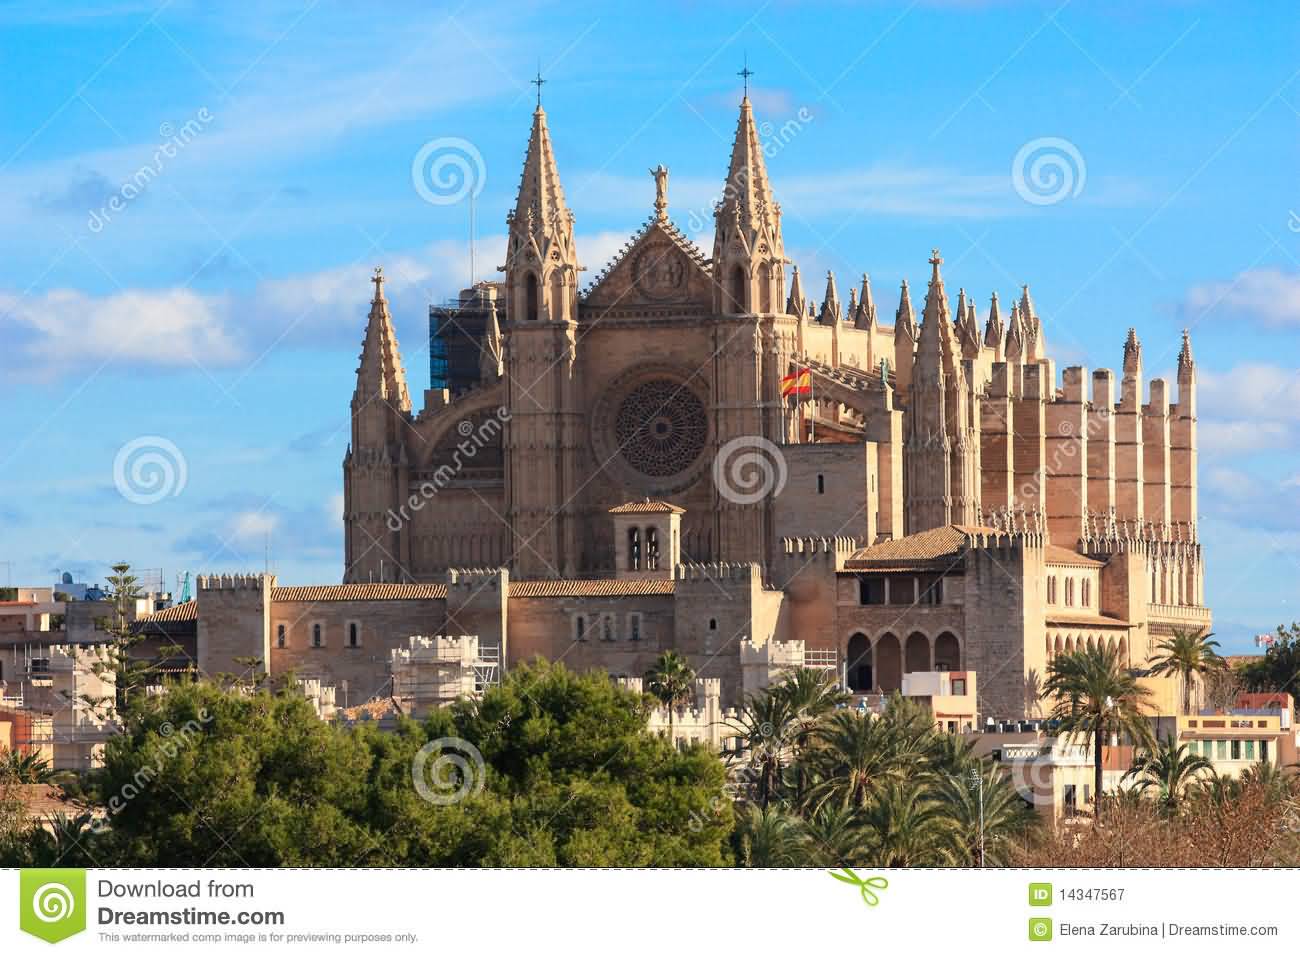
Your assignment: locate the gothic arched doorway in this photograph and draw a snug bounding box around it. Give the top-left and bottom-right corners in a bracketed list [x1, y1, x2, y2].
[846, 633, 872, 692]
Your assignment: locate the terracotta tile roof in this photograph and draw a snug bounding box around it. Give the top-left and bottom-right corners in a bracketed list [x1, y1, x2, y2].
[845, 525, 996, 568]
[272, 584, 448, 602]
[608, 500, 686, 515]
[1044, 545, 1105, 568]
[509, 579, 676, 598]
[1045, 612, 1130, 628]
[140, 600, 198, 623]
[10, 784, 88, 821]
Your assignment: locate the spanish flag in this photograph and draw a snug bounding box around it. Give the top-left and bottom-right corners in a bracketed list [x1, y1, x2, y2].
[781, 367, 812, 398]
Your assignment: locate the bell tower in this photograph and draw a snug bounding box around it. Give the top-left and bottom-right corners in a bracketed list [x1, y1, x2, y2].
[343, 268, 412, 582]
[500, 93, 584, 577]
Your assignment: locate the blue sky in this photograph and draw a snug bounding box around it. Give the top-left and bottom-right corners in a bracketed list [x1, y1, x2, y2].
[0, 0, 1296, 650]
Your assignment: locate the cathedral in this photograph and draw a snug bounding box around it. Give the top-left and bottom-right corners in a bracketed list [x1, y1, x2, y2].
[142, 94, 1211, 721]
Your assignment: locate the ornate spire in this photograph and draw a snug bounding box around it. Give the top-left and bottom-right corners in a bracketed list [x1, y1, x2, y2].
[510, 105, 572, 241]
[1123, 327, 1142, 376]
[1004, 301, 1024, 361]
[854, 273, 877, 330]
[479, 297, 503, 382]
[983, 292, 1003, 348]
[356, 267, 411, 412]
[819, 270, 840, 325]
[918, 250, 958, 364]
[847, 285, 857, 321]
[1177, 328, 1194, 373]
[715, 98, 781, 256]
[1020, 284, 1044, 359]
[503, 104, 580, 322]
[786, 264, 805, 316]
[895, 279, 917, 340]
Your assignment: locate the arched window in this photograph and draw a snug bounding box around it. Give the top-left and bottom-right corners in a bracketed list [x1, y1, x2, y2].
[757, 262, 772, 312]
[312, 623, 322, 648]
[817, 473, 825, 495]
[646, 527, 659, 570]
[628, 527, 641, 571]
[574, 615, 587, 642]
[348, 622, 359, 648]
[276, 623, 286, 649]
[1065, 578, 1075, 607]
[708, 618, 718, 631]
[525, 272, 540, 321]
[729, 265, 747, 314]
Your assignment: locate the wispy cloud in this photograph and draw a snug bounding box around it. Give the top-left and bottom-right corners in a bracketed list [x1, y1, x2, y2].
[1183, 267, 1300, 329]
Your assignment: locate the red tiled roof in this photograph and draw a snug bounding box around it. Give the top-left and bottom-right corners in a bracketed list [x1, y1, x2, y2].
[1044, 545, 1105, 568]
[1046, 612, 1130, 628]
[845, 525, 996, 568]
[608, 500, 686, 514]
[142, 600, 198, 622]
[136, 578, 678, 623]
[509, 579, 676, 598]
[11, 784, 88, 820]
[271, 584, 448, 602]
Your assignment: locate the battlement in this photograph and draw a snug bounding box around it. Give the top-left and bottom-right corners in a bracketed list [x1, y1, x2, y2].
[780, 535, 859, 556]
[196, 573, 275, 591]
[739, 637, 805, 667]
[445, 567, 509, 595]
[391, 634, 481, 664]
[673, 561, 761, 582]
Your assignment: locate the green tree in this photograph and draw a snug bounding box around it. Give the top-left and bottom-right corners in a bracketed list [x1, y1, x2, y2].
[2, 749, 53, 783]
[860, 778, 960, 866]
[1238, 623, 1300, 698]
[936, 763, 1037, 866]
[796, 802, 868, 866]
[643, 650, 696, 740]
[732, 805, 803, 867]
[1122, 735, 1212, 813]
[1149, 629, 1224, 715]
[725, 689, 797, 810]
[1043, 644, 1155, 818]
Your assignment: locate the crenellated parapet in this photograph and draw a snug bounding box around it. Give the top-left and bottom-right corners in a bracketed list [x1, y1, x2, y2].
[673, 561, 763, 583]
[195, 573, 276, 591]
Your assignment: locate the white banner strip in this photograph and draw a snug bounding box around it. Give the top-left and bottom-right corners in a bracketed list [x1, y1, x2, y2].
[2, 868, 1293, 952]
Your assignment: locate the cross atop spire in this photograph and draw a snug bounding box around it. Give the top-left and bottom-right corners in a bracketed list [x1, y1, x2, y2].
[738, 55, 754, 100]
[531, 67, 545, 109]
[371, 266, 385, 301]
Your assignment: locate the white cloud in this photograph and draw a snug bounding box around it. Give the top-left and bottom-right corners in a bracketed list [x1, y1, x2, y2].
[1199, 420, 1292, 457]
[1183, 268, 1300, 328]
[232, 510, 277, 542]
[0, 230, 640, 380]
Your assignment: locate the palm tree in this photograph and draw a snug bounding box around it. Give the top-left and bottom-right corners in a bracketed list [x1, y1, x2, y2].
[770, 668, 847, 803]
[860, 778, 960, 866]
[1149, 629, 1225, 715]
[1044, 644, 1155, 819]
[725, 690, 797, 809]
[1, 749, 53, 784]
[1122, 734, 1212, 812]
[936, 763, 1037, 865]
[644, 651, 695, 740]
[804, 710, 928, 812]
[796, 802, 868, 866]
[733, 805, 803, 867]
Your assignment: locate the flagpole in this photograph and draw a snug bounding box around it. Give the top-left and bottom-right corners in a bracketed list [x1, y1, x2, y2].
[806, 350, 815, 443]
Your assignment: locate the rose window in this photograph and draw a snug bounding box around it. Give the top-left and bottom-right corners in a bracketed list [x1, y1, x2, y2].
[613, 379, 708, 478]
